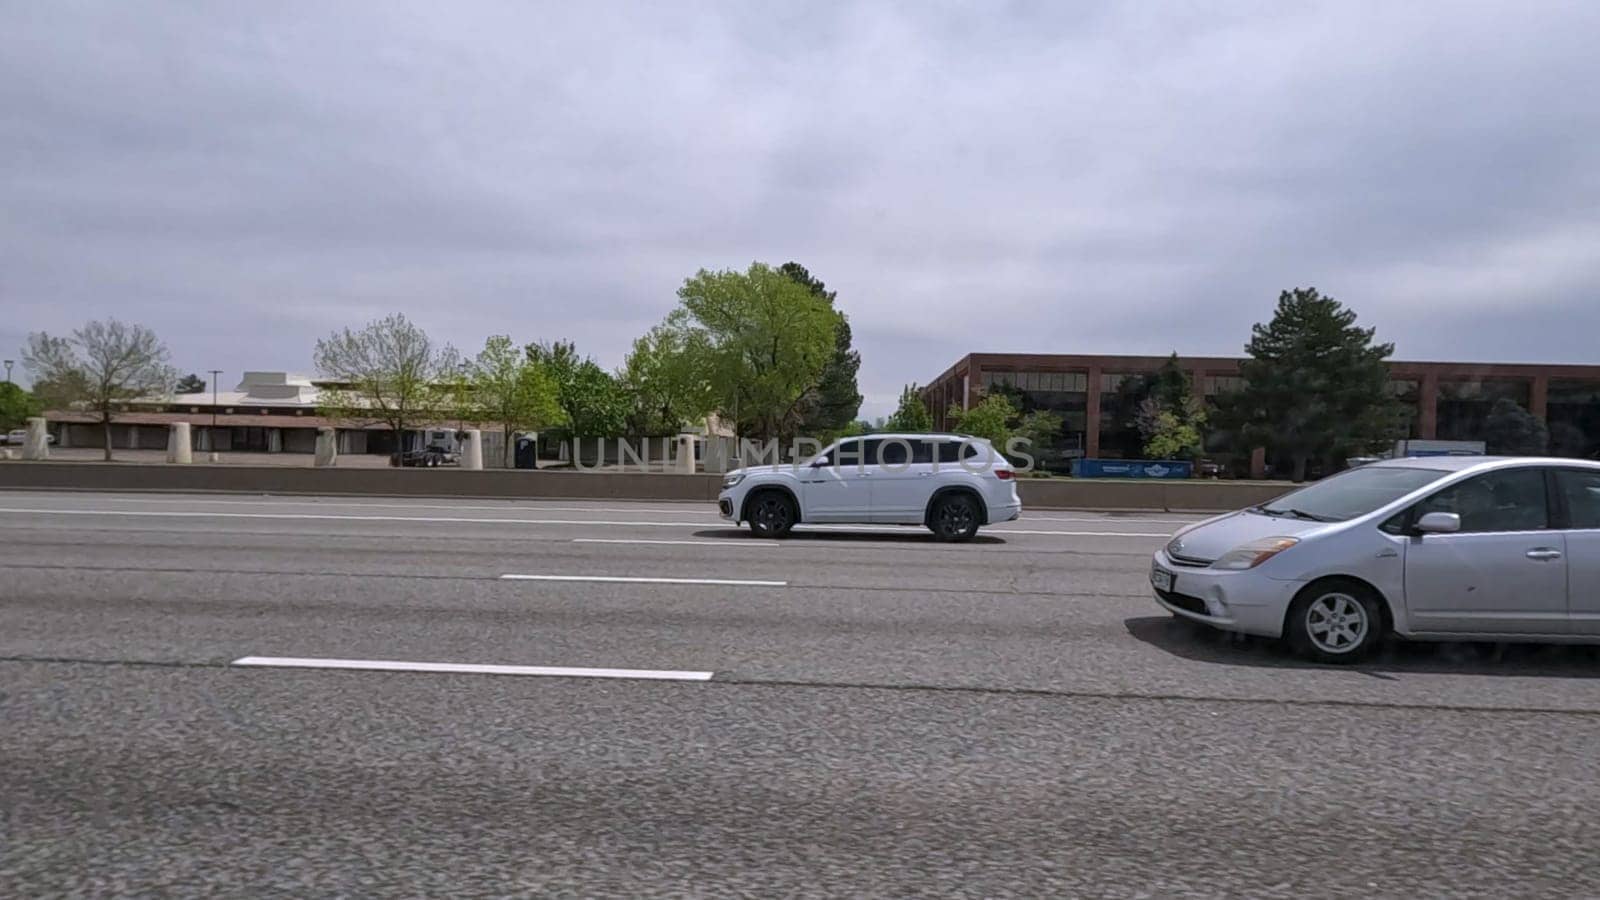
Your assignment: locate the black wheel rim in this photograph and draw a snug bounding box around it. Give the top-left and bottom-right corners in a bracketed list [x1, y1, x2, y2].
[754, 497, 790, 531]
[938, 500, 975, 535]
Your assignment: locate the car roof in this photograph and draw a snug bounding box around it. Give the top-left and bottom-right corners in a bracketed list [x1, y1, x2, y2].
[1370, 455, 1600, 473]
[839, 432, 988, 443]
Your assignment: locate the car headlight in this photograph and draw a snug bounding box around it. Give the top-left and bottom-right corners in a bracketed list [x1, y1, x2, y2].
[1211, 536, 1300, 570]
[722, 471, 745, 489]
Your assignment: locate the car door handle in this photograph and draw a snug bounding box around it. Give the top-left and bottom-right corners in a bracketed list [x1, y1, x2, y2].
[1525, 548, 1563, 561]
[918, 472, 934, 477]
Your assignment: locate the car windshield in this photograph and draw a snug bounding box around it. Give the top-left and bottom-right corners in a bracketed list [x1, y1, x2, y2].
[1256, 465, 1450, 522]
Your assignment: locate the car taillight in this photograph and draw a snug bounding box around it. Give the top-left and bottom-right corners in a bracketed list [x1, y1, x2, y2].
[995, 469, 1013, 480]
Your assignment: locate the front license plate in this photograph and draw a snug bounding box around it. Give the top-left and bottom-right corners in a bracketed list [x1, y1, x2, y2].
[1151, 567, 1173, 592]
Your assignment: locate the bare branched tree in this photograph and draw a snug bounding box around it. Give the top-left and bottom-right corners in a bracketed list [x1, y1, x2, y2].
[23, 320, 178, 461]
[314, 314, 459, 462]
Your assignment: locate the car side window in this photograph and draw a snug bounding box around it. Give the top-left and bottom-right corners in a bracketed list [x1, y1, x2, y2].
[935, 441, 984, 463]
[911, 440, 936, 464]
[1411, 469, 1550, 533]
[831, 439, 862, 466]
[878, 440, 909, 466]
[1555, 470, 1600, 529]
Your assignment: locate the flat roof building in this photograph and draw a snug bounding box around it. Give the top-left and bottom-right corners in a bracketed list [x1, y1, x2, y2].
[922, 353, 1600, 464]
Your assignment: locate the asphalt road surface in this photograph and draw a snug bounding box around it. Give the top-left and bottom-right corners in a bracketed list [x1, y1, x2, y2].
[4, 490, 1600, 898]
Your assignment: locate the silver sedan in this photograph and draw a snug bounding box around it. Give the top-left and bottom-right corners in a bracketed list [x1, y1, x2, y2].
[1151, 456, 1600, 662]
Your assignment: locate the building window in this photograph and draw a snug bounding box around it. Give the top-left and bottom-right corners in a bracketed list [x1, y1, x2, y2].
[1388, 380, 1421, 439]
[1436, 379, 1532, 442]
[1204, 375, 1245, 396]
[1547, 379, 1600, 458]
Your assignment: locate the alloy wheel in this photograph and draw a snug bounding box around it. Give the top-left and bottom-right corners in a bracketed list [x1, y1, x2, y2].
[752, 495, 793, 535]
[935, 497, 977, 539]
[1305, 592, 1368, 655]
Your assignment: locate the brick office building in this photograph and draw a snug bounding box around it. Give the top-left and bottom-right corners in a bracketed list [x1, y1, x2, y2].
[922, 353, 1600, 466]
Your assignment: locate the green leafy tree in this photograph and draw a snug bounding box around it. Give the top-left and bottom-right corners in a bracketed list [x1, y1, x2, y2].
[527, 340, 628, 439]
[175, 373, 209, 394]
[951, 392, 1017, 447]
[1134, 356, 1207, 459]
[1483, 399, 1548, 456]
[1549, 421, 1589, 458]
[1142, 410, 1204, 460]
[986, 381, 1033, 415]
[1109, 354, 1208, 460]
[884, 384, 933, 432]
[779, 262, 863, 435]
[1218, 288, 1402, 482]
[24, 319, 178, 460]
[314, 313, 459, 460]
[675, 263, 838, 443]
[1015, 409, 1065, 469]
[467, 335, 564, 466]
[618, 316, 717, 435]
[0, 382, 43, 430]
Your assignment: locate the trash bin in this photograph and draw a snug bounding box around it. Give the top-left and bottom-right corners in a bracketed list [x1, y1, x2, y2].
[514, 436, 537, 470]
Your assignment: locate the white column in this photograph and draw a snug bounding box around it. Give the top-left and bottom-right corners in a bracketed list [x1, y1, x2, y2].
[166, 423, 192, 464]
[314, 427, 338, 467]
[267, 428, 283, 453]
[22, 417, 49, 460]
[460, 428, 483, 470]
[675, 434, 696, 473]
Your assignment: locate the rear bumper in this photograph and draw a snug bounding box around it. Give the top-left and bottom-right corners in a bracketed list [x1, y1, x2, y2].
[987, 501, 1022, 524]
[1150, 549, 1301, 639]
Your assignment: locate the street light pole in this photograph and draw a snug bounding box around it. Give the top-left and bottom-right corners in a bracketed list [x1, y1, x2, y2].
[3, 359, 12, 384]
[209, 369, 223, 458]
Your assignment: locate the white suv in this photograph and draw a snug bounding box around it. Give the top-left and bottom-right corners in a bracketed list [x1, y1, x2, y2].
[717, 433, 1022, 541]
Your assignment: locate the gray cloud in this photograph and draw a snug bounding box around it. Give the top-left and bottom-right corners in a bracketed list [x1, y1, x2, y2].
[3, 1, 1597, 414]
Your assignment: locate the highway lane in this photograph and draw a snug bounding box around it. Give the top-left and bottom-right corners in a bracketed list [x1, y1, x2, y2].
[5, 490, 1600, 897]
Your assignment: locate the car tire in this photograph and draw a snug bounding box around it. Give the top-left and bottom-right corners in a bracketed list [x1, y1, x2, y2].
[928, 493, 981, 543]
[746, 490, 796, 539]
[1285, 579, 1386, 664]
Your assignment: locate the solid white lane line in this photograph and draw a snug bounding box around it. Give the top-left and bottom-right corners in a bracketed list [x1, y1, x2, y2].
[14, 495, 1204, 523]
[0, 507, 721, 528]
[499, 573, 787, 586]
[573, 538, 779, 547]
[0, 507, 1173, 536]
[43, 496, 725, 517]
[231, 656, 713, 681]
[983, 529, 1172, 537]
[1020, 515, 1204, 525]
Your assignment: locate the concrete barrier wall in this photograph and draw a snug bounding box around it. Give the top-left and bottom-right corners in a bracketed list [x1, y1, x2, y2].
[0, 462, 1297, 511]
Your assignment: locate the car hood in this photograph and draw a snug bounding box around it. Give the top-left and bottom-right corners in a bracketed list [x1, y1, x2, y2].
[729, 464, 790, 478]
[1166, 510, 1331, 562]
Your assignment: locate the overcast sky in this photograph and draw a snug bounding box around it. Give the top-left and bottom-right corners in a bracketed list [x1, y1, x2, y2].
[4, 2, 1598, 415]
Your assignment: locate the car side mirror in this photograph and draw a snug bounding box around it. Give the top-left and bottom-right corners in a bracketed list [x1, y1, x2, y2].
[1415, 512, 1461, 534]
[810, 455, 830, 468]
